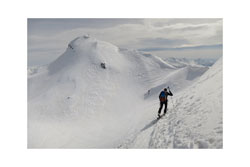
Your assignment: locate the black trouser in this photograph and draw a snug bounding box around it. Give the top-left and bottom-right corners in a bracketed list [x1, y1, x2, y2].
[158, 100, 168, 115]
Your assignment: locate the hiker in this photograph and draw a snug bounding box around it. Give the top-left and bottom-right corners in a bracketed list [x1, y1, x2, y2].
[158, 87, 173, 117]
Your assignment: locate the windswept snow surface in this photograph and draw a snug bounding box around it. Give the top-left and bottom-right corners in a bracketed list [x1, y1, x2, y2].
[28, 36, 222, 148]
[121, 58, 222, 148]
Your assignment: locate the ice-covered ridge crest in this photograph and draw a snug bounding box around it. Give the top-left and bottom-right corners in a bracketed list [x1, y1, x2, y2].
[48, 35, 121, 74]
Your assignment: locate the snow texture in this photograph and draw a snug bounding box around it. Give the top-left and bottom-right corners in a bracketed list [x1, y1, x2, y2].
[28, 35, 222, 148]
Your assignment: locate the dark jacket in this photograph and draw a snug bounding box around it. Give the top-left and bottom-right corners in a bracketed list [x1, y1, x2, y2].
[159, 90, 173, 102]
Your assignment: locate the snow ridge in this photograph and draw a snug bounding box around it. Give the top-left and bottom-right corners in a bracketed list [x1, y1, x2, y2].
[28, 36, 222, 148]
[121, 58, 222, 149]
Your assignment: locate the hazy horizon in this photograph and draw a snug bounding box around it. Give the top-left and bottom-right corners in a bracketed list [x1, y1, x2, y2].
[28, 18, 222, 67]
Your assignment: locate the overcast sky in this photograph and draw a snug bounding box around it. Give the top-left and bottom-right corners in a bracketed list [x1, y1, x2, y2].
[28, 18, 222, 66]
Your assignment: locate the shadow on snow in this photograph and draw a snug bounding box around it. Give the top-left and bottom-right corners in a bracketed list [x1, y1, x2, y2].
[140, 118, 160, 132]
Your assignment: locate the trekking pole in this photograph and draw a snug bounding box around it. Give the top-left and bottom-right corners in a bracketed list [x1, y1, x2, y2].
[168, 86, 176, 113]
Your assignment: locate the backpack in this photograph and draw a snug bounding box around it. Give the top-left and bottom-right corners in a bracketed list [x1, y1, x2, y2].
[159, 91, 166, 102]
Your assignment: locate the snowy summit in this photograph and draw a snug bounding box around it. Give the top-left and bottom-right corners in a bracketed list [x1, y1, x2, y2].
[28, 35, 222, 148]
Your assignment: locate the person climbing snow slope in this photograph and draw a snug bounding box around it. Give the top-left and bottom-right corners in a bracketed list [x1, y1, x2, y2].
[158, 87, 173, 118]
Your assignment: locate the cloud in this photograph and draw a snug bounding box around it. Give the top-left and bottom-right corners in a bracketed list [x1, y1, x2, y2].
[138, 37, 190, 47]
[138, 43, 222, 60]
[28, 18, 144, 34]
[28, 18, 222, 66]
[143, 18, 222, 28]
[142, 19, 222, 47]
[138, 44, 223, 52]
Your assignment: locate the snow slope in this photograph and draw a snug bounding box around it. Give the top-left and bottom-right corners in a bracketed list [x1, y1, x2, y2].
[164, 57, 217, 68]
[120, 58, 222, 148]
[28, 35, 221, 148]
